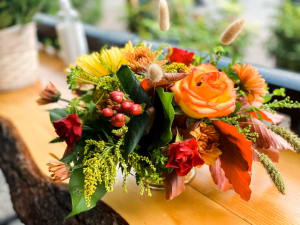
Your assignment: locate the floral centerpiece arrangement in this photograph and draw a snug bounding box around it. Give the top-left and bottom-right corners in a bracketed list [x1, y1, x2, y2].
[39, 0, 300, 218]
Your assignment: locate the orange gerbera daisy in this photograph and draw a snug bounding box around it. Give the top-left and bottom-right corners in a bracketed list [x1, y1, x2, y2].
[232, 64, 267, 103]
[123, 43, 166, 73]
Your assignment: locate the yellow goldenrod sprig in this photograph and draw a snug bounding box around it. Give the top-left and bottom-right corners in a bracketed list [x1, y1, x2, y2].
[254, 149, 285, 194]
[128, 152, 161, 196]
[82, 137, 127, 207]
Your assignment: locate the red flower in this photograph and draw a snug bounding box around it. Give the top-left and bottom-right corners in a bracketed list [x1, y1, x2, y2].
[166, 138, 204, 176]
[168, 48, 195, 66]
[53, 114, 82, 147]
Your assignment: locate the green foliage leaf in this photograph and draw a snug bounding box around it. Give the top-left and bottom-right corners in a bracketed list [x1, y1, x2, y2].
[273, 88, 286, 97]
[48, 108, 68, 122]
[156, 88, 175, 146]
[175, 129, 183, 142]
[61, 142, 84, 164]
[116, 65, 150, 106]
[66, 169, 106, 218]
[49, 137, 63, 144]
[124, 113, 149, 155]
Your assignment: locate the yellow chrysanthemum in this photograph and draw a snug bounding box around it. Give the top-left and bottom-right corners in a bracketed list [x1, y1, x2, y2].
[99, 47, 128, 74]
[122, 41, 134, 53]
[76, 52, 109, 77]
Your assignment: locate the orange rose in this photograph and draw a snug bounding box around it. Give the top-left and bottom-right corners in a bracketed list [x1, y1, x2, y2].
[171, 64, 236, 118]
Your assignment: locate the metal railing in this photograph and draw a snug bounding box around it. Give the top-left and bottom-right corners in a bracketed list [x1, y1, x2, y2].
[35, 14, 300, 133]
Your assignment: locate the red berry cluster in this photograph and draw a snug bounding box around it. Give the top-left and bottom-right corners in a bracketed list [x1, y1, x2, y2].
[102, 91, 143, 127]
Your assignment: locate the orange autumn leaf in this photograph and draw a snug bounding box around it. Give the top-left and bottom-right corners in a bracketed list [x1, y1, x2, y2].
[213, 120, 253, 201]
[249, 110, 284, 125]
[249, 111, 273, 123]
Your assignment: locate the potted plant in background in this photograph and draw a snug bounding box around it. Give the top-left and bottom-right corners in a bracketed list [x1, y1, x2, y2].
[268, 0, 300, 72]
[0, 0, 43, 91]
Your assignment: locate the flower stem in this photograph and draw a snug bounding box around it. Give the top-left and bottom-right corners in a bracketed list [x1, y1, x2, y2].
[60, 98, 70, 103]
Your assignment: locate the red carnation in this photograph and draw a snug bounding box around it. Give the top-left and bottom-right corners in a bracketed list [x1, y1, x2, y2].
[168, 47, 195, 66]
[166, 138, 204, 176]
[53, 114, 82, 147]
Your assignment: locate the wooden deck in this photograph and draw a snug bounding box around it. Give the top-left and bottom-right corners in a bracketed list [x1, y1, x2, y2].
[0, 52, 300, 225]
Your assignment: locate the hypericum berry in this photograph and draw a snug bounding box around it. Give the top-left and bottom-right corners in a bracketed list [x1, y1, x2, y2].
[130, 104, 143, 116]
[121, 101, 134, 113]
[113, 104, 122, 112]
[110, 91, 124, 103]
[111, 113, 125, 127]
[114, 113, 125, 122]
[111, 120, 125, 127]
[102, 108, 114, 117]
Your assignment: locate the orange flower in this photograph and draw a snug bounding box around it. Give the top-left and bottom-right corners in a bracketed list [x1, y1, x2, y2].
[190, 123, 222, 165]
[232, 64, 267, 103]
[123, 44, 166, 73]
[171, 64, 236, 118]
[47, 154, 70, 182]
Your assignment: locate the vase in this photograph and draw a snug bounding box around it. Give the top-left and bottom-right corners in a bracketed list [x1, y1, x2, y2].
[0, 23, 38, 91]
[149, 168, 196, 190]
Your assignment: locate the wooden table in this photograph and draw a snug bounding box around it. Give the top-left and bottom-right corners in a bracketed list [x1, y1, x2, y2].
[0, 52, 300, 225]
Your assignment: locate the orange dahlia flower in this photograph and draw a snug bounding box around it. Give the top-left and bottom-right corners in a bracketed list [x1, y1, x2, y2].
[171, 64, 236, 118]
[232, 64, 267, 103]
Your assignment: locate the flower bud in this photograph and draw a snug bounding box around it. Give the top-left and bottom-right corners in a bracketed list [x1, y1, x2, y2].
[220, 18, 245, 45]
[147, 63, 163, 82]
[37, 82, 61, 105]
[159, 0, 170, 31]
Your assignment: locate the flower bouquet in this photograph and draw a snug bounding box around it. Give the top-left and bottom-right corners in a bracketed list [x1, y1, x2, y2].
[39, 0, 300, 218]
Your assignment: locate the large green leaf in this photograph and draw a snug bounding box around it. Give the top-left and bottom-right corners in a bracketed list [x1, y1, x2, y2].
[124, 112, 149, 155]
[116, 65, 150, 106]
[66, 169, 106, 218]
[48, 108, 68, 122]
[156, 88, 175, 146]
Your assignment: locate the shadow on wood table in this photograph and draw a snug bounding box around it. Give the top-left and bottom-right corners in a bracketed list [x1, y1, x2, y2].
[0, 117, 129, 225]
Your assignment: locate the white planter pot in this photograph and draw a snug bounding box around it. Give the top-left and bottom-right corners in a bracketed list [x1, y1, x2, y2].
[0, 23, 38, 91]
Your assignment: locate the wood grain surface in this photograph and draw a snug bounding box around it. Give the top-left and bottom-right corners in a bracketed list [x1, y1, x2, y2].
[0, 52, 299, 225]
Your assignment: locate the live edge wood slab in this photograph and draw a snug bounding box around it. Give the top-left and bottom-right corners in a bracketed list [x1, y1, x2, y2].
[0, 52, 300, 225]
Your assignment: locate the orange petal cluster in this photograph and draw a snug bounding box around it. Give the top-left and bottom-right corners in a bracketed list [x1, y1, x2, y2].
[47, 154, 70, 182]
[190, 122, 222, 165]
[232, 64, 267, 103]
[123, 44, 166, 73]
[171, 64, 236, 118]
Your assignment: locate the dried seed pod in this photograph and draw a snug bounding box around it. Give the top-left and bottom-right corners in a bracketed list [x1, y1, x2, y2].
[129, 0, 139, 9]
[159, 0, 170, 31]
[220, 18, 245, 45]
[163, 73, 187, 81]
[148, 63, 164, 82]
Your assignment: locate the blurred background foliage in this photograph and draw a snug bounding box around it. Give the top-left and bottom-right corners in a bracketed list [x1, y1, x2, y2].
[41, 0, 102, 25]
[268, 0, 300, 72]
[0, 0, 43, 29]
[127, 0, 253, 58]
